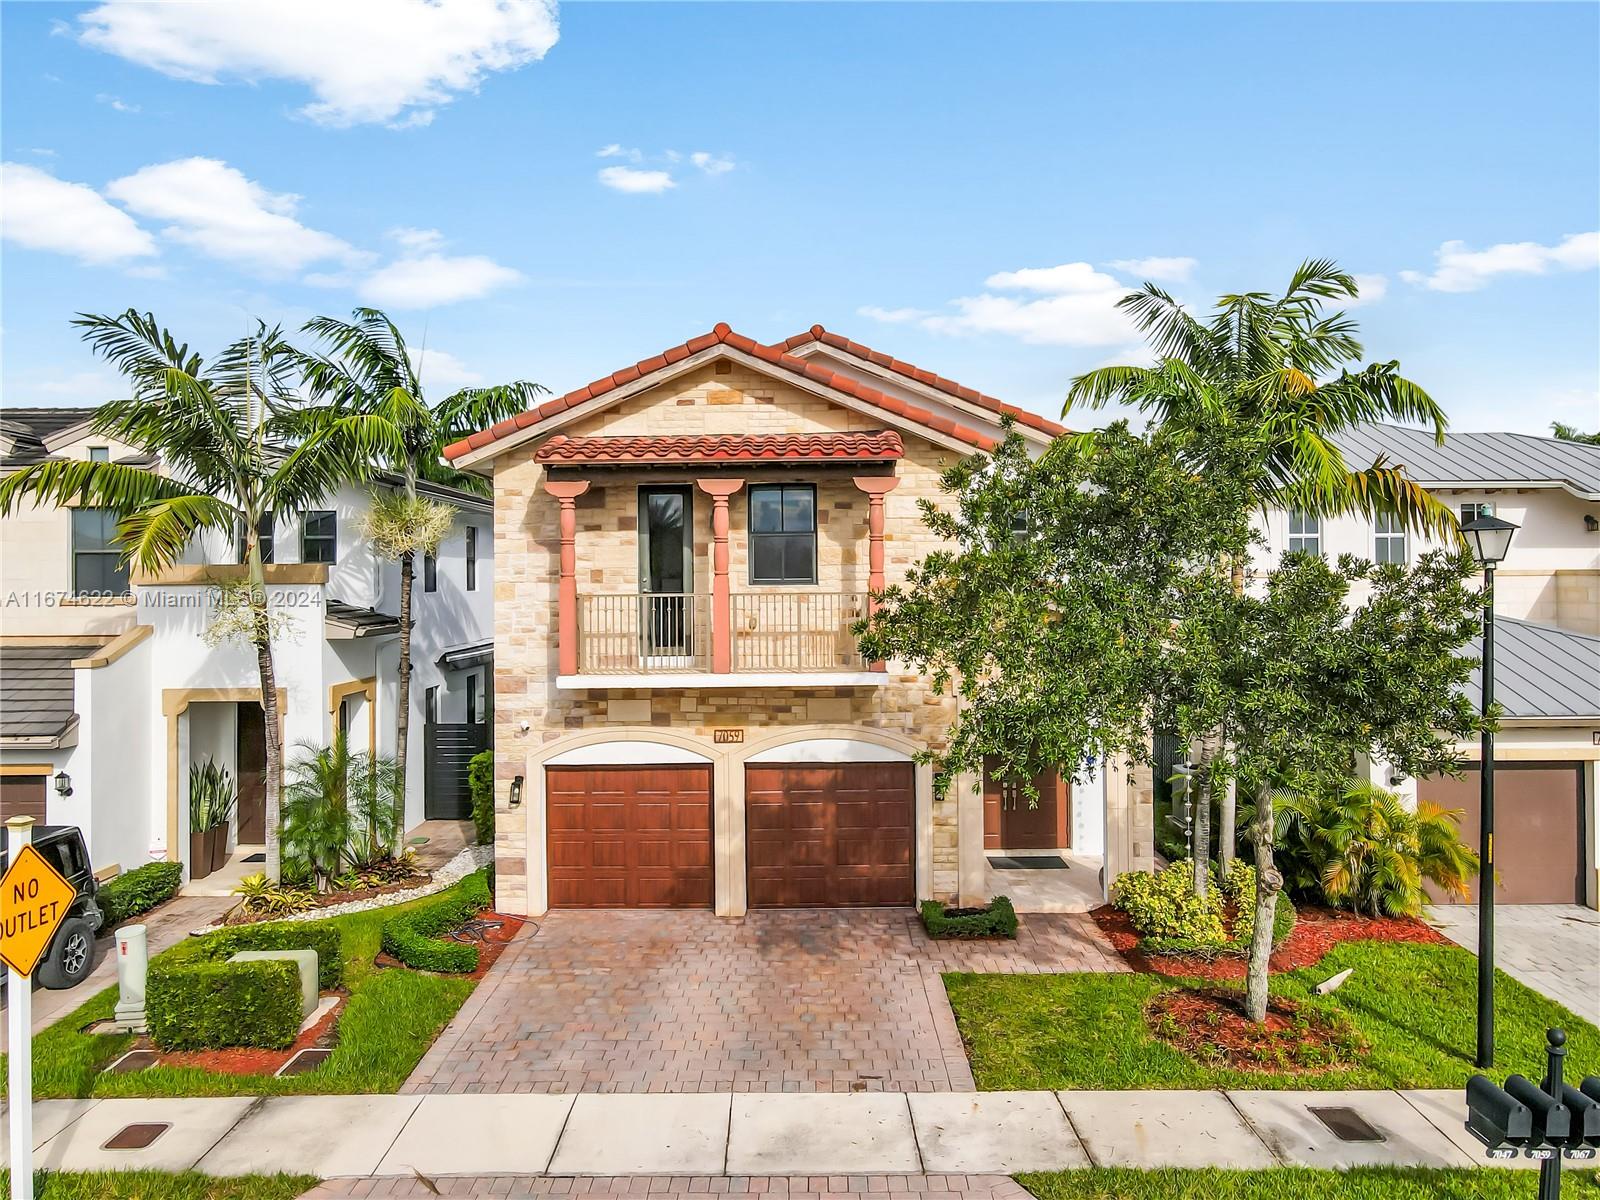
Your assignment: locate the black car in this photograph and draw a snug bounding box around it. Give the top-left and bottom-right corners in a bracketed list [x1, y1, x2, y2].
[0, 824, 104, 988]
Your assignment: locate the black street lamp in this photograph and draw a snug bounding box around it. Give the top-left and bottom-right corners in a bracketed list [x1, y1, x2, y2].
[1461, 511, 1518, 1069]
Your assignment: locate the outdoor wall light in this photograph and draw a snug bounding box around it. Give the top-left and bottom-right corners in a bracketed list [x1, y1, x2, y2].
[53, 770, 73, 798]
[509, 775, 524, 808]
[1585, 514, 1598, 533]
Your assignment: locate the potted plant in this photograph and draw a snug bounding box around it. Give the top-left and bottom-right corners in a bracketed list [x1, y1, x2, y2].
[187, 759, 236, 880]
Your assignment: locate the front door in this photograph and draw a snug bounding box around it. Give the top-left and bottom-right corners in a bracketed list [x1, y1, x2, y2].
[983, 764, 1070, 851]
[235, 701, 267, 843]
[639, 486, 694, 657]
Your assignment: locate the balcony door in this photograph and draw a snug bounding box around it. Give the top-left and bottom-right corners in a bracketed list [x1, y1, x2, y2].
[639, 486, 694, 659]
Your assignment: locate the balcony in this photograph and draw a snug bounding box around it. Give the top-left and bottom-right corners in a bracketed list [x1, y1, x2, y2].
[565, 591, 881, 688]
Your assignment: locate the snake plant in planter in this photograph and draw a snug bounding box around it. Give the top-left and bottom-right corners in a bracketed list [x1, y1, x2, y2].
[188, 758, 237, 879]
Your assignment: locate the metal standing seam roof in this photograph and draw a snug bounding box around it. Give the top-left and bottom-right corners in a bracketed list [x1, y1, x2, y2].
[1463, 618, 1600, 720]
[1334, 424, 1600, 499]
[0, 642, 102, 743]
[324, 600, 401, 639]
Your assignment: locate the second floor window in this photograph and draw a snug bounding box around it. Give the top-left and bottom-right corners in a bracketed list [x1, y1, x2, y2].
[1461, 501, 1496, 523]
[424, 552, 438, 593]
[748, 483, 817, 585]
[1287, 510, 1321, 557]
[302, 511, 336, 563]
[465, 525, 477, 591]
[425, 685, 439, 724]
[88, 446, 109, 463]
[71, 508, 130, 596]
[1374, 511, 1407, 565]
[237, 512, 275, 564]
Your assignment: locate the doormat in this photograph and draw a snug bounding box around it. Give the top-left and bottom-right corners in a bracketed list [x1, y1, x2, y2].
[988, 854, 1068, 870]
[242, 853, 265, 863]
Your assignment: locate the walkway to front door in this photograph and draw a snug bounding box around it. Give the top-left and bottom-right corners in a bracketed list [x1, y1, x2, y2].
[404, 908, 1124, 1095]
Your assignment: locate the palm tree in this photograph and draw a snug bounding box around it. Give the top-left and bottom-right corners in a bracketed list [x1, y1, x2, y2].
[294, 308, 544, 844]
[0, 311, 373, 881]
[1066, 259, 1460, 883]
[1551, 422, 1600, 446]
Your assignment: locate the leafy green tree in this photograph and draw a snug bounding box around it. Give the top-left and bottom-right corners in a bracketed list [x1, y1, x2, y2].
[1551, 422, 1600, 445]
[0, 311, 372, 881]
[1066, 260, 1460, 879]
[294, 308, 544, 843]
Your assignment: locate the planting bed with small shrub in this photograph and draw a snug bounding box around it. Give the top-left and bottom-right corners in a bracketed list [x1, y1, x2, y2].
[98, 861, 183, 926]
[146, 958, 302, 1051]
[381, 868, 493, 972]
[469, 748, 494, 846]
[920, 895, 1018, 939]
[1109, 859, 1294, 956]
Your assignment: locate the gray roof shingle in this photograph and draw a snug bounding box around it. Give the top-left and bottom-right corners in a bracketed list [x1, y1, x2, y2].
[0, 642, 101, 743]
[1463, 618, 1600, 720]
[0, 408, 99, 468]
[1335, 424, 1600, 499]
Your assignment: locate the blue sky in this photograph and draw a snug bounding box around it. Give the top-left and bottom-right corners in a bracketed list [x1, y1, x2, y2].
[3, 1, 1597, 436]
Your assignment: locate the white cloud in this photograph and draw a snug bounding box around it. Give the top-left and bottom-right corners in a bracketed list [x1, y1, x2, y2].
[1345, 273, 1388, 307]
[857, 305, 930, 324]
[388, 226, 446, 254]
[1106, 256, 1197, 283]
[596, 143, 642, 162]
[0, 162, 157, 264]
[408, 346, 483, 393]
[690, 151, 734, 176]
[77, 0, 559, 128]
[1401, 232, 1599, 293]
[868, 261, 1139, 346]
[984, 262, 1124, 293]
[359, 253, 522, 309]
[106, 157, 363, 274]
[95, 92, 140, 112]
[598, 165, 676, 195]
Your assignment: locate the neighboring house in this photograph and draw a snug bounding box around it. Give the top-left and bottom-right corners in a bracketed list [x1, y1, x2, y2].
[446, 323, 1153, 918]
[0, 406, 493, 884]
[1258, 423, 1600, 910]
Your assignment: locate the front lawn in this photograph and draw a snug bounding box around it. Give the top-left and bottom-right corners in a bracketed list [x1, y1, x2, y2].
[1018, 1168, 1600, 1200]
[2, 871, 485, 1099]
[0, 1173, 315, 1200]
[947, 939, 1600, 1090]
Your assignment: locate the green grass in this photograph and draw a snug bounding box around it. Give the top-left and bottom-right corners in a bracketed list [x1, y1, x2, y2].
[1018, 1168, 1600, 1200]
[0, 1172, 316, 1200]
[947, 939, 1600, 1091]
[2, 871, 485, 1099]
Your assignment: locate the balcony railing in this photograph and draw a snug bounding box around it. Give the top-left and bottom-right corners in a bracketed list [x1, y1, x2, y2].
[573, 591, 871, 676]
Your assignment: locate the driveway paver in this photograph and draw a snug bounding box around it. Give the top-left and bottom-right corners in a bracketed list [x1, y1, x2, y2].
[1429, 904, 1600, 1024]
[405, 907, 1122, 1095]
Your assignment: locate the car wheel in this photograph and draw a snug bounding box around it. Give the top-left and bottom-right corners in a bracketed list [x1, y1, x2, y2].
[37, 917, 98, 990]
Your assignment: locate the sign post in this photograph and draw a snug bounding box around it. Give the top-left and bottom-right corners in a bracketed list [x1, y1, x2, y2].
[3, 815, 76, 1200]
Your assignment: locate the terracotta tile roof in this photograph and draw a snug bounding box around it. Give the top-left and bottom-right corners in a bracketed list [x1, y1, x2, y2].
[776, 325, 1067, 438]
[534, 431, 904, 465]
[442, 323, 1002, 462]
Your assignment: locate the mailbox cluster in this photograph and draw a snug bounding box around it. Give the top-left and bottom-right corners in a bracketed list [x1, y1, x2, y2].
[1467, 1030, 1598, 1200]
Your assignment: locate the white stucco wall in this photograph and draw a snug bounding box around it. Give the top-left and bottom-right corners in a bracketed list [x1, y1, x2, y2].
[78, 634, 156, 870]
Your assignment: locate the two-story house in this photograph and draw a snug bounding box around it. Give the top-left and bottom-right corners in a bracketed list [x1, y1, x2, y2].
[1258, 424, 1600, 910]
[0, 406, 493, 887]
[447, 323, 1154, 918]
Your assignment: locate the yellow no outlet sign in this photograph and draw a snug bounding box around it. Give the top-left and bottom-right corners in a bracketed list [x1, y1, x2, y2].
[1, 841, 76, 977]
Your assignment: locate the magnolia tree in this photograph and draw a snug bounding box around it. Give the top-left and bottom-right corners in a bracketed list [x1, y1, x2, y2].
[859, 420, 1485, 1023]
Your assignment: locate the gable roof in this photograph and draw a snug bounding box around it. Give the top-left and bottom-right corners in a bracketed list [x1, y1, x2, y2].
[1462, 617, 1600, 720]
[0, 407, 99, 469]
[1335, 424, 1600, 500]
[443, 323, 1020, 465]
[778, 325, 1068, 438]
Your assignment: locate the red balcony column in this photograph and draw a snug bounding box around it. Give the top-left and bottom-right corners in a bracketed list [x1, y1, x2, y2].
[695, 478, 746, 674]
[853, 475, 900, 670]
[544, 479, 591, 676]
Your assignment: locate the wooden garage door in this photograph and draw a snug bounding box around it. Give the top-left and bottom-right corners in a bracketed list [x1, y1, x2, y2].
[746, 762, 914, 907]
[1420, 763, 1586, 905]
[546, 765, 713, 908]
[0, 775, 47, 824]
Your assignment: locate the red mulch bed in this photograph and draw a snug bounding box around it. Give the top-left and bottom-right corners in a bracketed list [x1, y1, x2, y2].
[1147, 987, 1365, 1073]
[375, 911, 524, 981]
[1093, 901, 1450, 981]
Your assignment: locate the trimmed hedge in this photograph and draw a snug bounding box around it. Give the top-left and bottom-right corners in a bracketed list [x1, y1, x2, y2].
[148, 957, 301, 1050]
[99, 861, 183, 927]
[381, 869, 492, 973]
[921, 895, 1019, 939]
[468, 749, 494, 846]
[190, 921, 344, 990]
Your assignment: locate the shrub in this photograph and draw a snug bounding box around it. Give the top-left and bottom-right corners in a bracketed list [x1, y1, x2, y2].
[920, 896, 1018, 939]
[99, 861, 183, 927]
[191, 920, 344, 990]
[147, 957, 301, 1050]
[1111, 859, 1228, 947]
[468, 749, 494, 846]
[1219, 860, 1297, 949]
[381, 869, 492, 973]
[232, 871, 318, 919]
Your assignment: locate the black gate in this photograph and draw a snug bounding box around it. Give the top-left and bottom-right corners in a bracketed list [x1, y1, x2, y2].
[424, 722, 489, 820]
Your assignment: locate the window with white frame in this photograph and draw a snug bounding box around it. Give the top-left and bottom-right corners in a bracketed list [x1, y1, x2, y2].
[1287, 510, 1322, 556]
[1461, 501, 1495, 523]
[1374, 511, 1407, 564]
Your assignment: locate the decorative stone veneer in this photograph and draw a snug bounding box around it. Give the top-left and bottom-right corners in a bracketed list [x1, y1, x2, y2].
[490, 363, 979, 914]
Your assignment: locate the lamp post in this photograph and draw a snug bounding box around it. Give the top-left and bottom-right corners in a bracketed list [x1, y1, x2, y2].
[1461, 511, 1518, 1069]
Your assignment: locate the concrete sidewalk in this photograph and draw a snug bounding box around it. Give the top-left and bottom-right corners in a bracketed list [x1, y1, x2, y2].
[2, 1088, 1510, 1179]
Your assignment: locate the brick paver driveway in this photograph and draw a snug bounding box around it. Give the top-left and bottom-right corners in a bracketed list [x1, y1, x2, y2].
[405, 908, 1123, 1095]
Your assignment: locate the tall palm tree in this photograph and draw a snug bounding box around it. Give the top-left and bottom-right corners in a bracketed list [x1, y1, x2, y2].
[294, 308, 544, 843]
[0, 311, 374, 881]
[1066, 260, 1459, 884]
